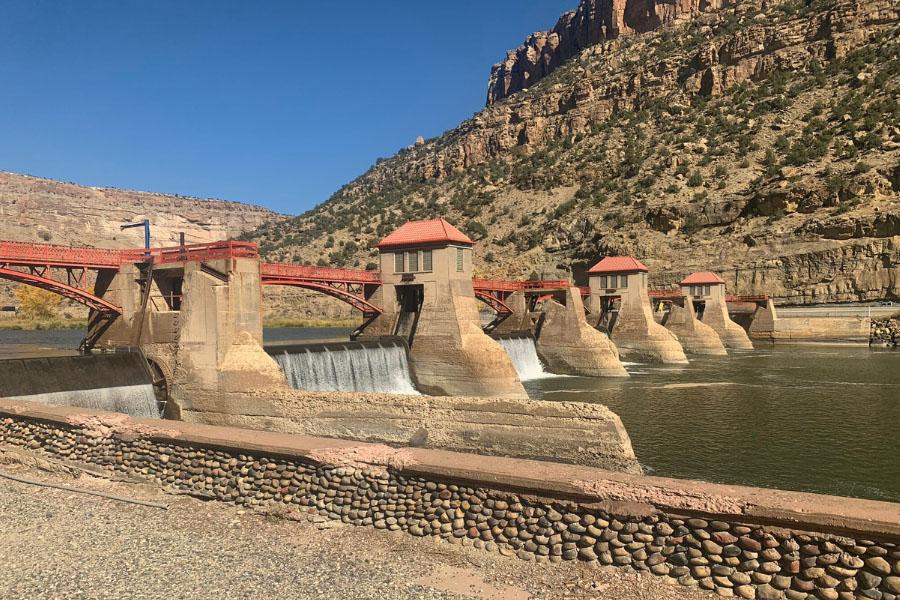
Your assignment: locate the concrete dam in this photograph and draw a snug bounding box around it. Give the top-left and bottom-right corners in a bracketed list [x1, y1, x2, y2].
[494, 334, 556, 381]
[3, 218, 900, 600]
[0, 218, 773, 460]
[269, 339, 419, 395]
[0, 352, 162, 419]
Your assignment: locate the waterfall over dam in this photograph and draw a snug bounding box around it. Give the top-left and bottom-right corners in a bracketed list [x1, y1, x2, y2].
[0, 353, 161, 419]
[495, 335, 554, 381]
[271, 340, 419, 395]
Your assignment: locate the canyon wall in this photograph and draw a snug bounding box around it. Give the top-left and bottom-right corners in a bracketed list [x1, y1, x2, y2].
[0, 171, 281, 248]
[487, 0, 725, 105]
[252, 0, 898, 306]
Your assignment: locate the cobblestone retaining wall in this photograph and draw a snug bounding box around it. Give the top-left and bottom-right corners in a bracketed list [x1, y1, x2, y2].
[1, 402, 899, 600]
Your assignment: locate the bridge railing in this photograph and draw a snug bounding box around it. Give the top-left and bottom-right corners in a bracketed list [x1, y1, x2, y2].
[472, 279, 572, 293]
[523, 279, 569, 290]
[726, 294, 769, 303]
[260, 262, 381, 285]
[0, 240, 124, 269]
[472, 279, 522, 292]
[0, 239, 261, 269]
[648, 289, 685, 299]
[121, 241, 260, 265]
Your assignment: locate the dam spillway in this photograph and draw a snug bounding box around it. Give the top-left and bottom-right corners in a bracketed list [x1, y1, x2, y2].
[495, 335, 554, 381]
[0, 353, 161, 419]
[270, 340, 419, 395]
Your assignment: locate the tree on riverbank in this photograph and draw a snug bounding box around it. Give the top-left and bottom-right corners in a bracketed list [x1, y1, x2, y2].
[14, 286, 60, 320]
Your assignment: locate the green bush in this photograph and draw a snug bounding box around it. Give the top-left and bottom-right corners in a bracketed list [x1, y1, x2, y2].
[465, 220, 489, 240]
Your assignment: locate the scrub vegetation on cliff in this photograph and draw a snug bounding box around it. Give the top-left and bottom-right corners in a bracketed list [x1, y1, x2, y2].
[250, 0, 899, 304]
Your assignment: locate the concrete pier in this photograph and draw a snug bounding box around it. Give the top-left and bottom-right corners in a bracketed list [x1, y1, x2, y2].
[490, 287, 627, 377]
[588, 257, 688, 364]
[491, 291, 532, 335]
[81, 240, 648, 467]
[94, 256, 289, 420]
[682, 272, 754, 350]
[748, 298, 779, 339]
[658, 295, 728, 356]
[534, 287, 628, 377]
[364, 219, 527, 398]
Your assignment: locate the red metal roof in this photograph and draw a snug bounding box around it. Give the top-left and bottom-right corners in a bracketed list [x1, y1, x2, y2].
[376, 218, 473, 249]
[588, 256, 649, 274]
[681, 271, 725, 285]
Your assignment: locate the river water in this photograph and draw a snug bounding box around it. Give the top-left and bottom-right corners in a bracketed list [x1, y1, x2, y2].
[526, 345, 900, 503]
[1, 327, 897, 502]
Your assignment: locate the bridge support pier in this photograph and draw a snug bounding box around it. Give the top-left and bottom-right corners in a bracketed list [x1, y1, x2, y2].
[535, 288, 628, 377]
[367, 221, 527, 399]
[748, 299, 779, 340]
[95, 257, 289, 420]
[662, 296, 728, 356]
[588, 257, 689, 365]
[413, 280, 528, 398]
[702, 296, 754, 350]
[491, 291, 532, 335]
[366, 279, 528, 399]
[611, 296, 690, 364]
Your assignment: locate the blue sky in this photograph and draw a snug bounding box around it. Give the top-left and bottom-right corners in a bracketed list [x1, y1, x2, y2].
[0, 1, 573, 215]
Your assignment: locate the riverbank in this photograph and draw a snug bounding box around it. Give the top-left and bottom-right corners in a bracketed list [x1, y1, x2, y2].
[263, 317, 359, 329]
[871, 317, 900, 347]
[0, 317, 87, 331]
[0, 316, 358, 331]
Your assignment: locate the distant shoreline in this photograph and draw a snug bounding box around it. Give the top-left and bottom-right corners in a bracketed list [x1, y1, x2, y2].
[0, 317, 358, 331]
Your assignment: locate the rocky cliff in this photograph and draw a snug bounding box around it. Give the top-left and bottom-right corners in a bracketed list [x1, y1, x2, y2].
[0, 171, 281, 248]
[487, 0, 725, 105]
[0, 172, 299, 320]
[251, 0, 899, 306]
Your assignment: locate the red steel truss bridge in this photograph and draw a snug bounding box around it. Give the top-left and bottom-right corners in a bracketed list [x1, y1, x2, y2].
[0, 240, 261, 315]
[471, 279, 580, 317]
[0, 239, 769, 324]
[259, 263, 383, 316]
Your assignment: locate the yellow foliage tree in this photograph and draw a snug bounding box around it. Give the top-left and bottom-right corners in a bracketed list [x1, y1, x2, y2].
[14, 285, 61, 320]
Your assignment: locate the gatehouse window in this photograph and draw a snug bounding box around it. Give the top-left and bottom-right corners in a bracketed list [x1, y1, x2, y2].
[408, 251, 419, 272]
[599, 275, 608, 288]
[620, 274, 628, 288]
[423, 250, 433, 272]
[456, 247, 464, 272]
[394, 252, 404, 273]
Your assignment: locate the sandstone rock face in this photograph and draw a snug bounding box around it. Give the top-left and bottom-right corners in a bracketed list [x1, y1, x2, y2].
[0, 171, 281, 248]
[254, 0, 897, 309]
[487, 0, 724, 105]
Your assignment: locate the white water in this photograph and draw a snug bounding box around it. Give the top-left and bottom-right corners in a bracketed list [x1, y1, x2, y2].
[497, 336, 554, 381]
[275, 344, 419, 395]
[8, 384, 161, 419]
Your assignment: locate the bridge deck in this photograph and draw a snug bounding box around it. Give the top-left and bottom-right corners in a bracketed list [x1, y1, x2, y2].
[0, 239, 775, 319]
[260, 263, 380, 285]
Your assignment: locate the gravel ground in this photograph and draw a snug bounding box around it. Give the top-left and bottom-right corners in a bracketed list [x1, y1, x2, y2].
[0, 447, 713, 600]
